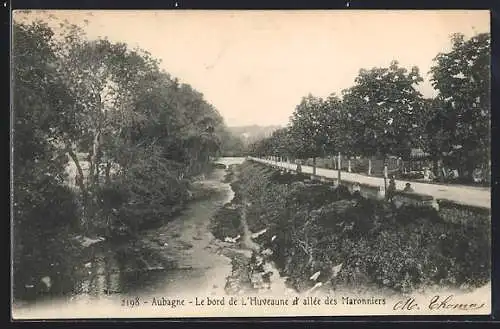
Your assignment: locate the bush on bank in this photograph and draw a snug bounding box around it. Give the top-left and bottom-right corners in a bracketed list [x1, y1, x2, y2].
[224, 161, 491, 294]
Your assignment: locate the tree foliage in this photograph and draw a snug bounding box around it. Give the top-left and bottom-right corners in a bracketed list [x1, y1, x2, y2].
[288, 94, 329, 159]
[250, 33, 490, 182]
[342, 61, 425, 158]
[13, 21, 79, 234]
[429, 32, 490, 179]
[12, 18, 234, 296]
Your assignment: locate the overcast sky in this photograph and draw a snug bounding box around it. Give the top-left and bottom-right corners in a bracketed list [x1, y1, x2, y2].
[14, 10, 490, 126]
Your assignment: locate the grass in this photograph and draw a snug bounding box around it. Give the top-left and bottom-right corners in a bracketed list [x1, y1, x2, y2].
[214, 160, 491, 295]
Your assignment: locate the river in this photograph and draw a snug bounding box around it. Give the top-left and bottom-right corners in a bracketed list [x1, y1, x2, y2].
[13, 156, 491, 318]
[12, 157, 292, 318]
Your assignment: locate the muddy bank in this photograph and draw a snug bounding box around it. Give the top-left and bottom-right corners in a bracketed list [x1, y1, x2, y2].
[13, 167, 238, 306]
[211, 161, 491, 297]
[14, 157, 293, 312]
[210, 164, 293, 296]
[14, 158, 490, 317]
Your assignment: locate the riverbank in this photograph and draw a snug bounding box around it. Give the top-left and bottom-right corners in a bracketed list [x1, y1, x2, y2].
[12, 160, 492, 318]
[211, 161, 491, 297]
[13, 159, 296, 317]
[210, 164, 293, 296]
[15, 158, 282, 313]
[12, 165, 237, 305]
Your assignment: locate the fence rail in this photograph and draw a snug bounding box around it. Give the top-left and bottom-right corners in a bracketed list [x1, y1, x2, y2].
[248, 156, 491, 210]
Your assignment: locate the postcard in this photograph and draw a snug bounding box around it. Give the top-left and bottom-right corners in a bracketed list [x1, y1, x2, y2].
[11, 9, 491, 319]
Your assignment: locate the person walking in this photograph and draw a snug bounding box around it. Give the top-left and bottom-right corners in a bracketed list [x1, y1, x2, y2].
[296, 160, 302, 174]
[386, 176, 396, 202]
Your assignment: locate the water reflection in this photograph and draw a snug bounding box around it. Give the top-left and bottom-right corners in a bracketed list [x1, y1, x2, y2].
[14, 157, 248, 306]
[74, 250, 123, 299]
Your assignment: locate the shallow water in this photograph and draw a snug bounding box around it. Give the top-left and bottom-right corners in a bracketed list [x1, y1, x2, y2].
[12, 157, 492, 318]
[14, 157, 284, 309]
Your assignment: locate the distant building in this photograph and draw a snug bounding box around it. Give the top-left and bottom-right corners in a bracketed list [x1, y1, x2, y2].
[410, 148, 430, 159]
[408, 148, 432, 172]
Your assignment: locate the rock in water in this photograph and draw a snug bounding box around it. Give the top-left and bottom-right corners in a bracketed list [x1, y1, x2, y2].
[306, 282, 323, 294]
[310, 271, 321, 281]
[251, 228, 267, 239]
[331, 263, 343, 278]
[40, 276, 52, 291]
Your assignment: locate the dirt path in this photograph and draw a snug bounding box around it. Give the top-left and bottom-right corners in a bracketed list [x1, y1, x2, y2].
[250, 157, 491, 209]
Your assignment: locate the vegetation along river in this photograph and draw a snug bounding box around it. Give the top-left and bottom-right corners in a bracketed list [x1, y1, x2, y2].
[13, 157, 294, 316]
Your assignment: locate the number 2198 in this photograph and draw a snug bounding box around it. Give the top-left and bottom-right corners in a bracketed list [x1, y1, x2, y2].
[121, 297, 140, 307]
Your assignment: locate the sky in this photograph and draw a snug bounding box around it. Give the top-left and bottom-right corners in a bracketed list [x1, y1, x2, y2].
[14, 10, 490, 126]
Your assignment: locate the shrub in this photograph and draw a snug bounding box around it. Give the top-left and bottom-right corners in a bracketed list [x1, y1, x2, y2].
[107, 159, 191, 233]
[231, 162, 491, 294]
[211, 206, 243, 240]
[13, 181, 80, 301]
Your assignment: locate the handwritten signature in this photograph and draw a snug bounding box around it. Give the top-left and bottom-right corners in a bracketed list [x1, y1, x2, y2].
[393, 295, 485, 312]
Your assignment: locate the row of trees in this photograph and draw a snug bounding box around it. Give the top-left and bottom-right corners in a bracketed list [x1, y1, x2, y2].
[249, 32, 490, 182]
[13, 18, 234, 284]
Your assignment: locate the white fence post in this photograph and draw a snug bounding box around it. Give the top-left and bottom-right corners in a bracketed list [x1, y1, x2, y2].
[338, 152, 342, 183]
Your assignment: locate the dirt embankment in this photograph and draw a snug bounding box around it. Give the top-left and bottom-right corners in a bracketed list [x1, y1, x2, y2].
[211, 161, 491, 297]
[210, 164, 294, 295]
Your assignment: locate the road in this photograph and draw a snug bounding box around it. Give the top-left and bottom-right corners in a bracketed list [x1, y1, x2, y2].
[249, 157, 491, 209]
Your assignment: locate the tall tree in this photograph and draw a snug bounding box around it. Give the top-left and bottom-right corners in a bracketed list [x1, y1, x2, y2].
[429, 32, 490, 181]
[342, 61, 425, 159]
[52, 24, 157, 228]
[269, 127, 292, 159]
[13, 21, 78, 233]
[13, 20, 80, 293]
[288, 94, 329, 174]
[321, 93, 346, 156]
[418, 98, 455, 178]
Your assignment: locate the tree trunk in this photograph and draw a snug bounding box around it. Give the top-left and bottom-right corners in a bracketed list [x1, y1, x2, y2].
[337, 152, 341, 183]
[68, 148, 90, 231]
[67, 148, 86, 193]
[89, 130, 102, 189]
[86, 129, 104, 233]
[465, 158, 476, 183]
[432, 156, 441, 181]
[312, 157, 317, 176]
[383, 154, 388, 194]
[105, 161, 112, 185]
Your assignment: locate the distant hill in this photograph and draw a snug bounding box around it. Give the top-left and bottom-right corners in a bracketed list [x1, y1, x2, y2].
[228, 125, 282, 145]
